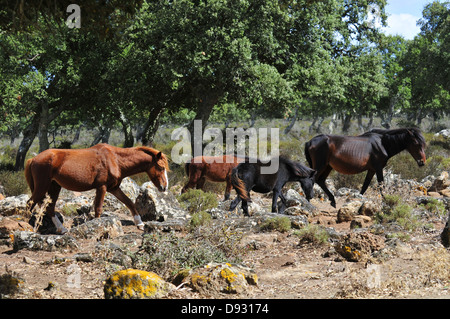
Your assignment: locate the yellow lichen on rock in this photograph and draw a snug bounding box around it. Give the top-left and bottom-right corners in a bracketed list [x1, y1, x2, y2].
[104, 269, 175, 299]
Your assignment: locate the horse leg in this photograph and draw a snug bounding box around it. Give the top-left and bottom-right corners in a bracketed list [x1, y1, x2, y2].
[93, 185, 107, 219]
[229, 196, 241, 211]
[47, 182, 67, 234]
[278, 192, 287, 214]
[109, 187, 144, 230]
[241, 199, 250, 217]
[360, 170, 375, 195]
[317, 166, 336, 208]
[271, 188, 281, 213]
[375, 169, 385, 198]
[196, 176, 206, 190]
[224, 175, 232, 201]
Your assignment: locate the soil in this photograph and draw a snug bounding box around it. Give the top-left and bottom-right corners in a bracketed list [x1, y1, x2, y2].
[0, 188, 449, 300]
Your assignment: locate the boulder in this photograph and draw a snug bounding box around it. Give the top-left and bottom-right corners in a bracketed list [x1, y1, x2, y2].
[281, 189, 318, 216]
[184, 263, 258, 295]
[135, 182, 187, 222]
[104, 269, 175, 299]
[220, 198, 262, 216]
[350, 215, 372, 229]
[0, 195, 29, 216]
[358, 201, 380, 217]
[13, 231, 78, 252]
[434, 129, 450, 139]
[334, 230, 385, 262]
[0, 217, 33, 246]
[428, 171, 450, 192]
[144, 219, 187, 233]
[337, 201, 363, 223]
[69, 216, 123, 240]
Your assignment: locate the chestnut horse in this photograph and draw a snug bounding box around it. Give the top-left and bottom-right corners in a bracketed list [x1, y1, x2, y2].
[181, 155, 244, 200]
[25, 143, 169, 234]
[304, 128, 426, 207]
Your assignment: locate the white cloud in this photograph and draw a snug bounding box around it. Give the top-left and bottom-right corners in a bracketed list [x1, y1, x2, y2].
[382, 13, 421, 40]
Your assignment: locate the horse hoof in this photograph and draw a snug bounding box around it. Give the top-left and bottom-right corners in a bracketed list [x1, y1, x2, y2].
[137, 224, 144, 231]
[57, 228, 68, 235]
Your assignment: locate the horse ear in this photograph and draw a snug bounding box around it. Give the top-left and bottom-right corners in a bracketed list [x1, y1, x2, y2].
[156, 151, 162, 159]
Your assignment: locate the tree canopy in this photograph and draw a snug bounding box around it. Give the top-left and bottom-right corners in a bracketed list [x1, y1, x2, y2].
[0, 0, 449, 169]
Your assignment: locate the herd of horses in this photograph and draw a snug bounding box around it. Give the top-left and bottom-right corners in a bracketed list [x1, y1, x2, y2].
[25, 127, 426, 234]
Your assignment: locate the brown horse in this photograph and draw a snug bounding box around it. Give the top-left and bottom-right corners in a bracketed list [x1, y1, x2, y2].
[25, 143, 169, 234]
[181, 155, 244, 200]
[305, 128, 426, 207]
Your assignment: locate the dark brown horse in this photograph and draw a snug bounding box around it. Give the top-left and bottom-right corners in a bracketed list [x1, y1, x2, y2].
[181, 155, 244, 200]
[25, 143, 169, 234]
[230, 156, 316, 216]
[304, 128, 426, 207]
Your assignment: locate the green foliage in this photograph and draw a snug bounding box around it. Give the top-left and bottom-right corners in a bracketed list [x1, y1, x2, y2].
[177, 189, 218, 215]
[259, 216, 291, 233]
[420, 198, 446, 218]
[130, 225, 244, 280]
[294, 224, 329, 246]
[376, 195, 422, 231]
[0, 171, 29, 196]
[189, 211, 212, 229]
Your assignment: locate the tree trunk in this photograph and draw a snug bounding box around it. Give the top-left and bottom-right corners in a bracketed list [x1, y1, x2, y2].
[14, 113, 40, 171]
[119, 111, 134, 148]
[38, 101, 50, 153]
[284, 104, 300, 134]
[187, 89, 221, 155]
[342, 113, 352, 133]
[138, 106, 163, 146]
[91, 126, 111, 146]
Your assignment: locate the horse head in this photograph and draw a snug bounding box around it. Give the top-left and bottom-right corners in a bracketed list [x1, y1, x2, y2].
[147, 151, 169, 192]
[298, 167, 316, 201]
[406, 129, 426, 167]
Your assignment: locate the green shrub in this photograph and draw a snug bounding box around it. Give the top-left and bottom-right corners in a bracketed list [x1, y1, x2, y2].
[0, 170, 29, 196]
[189, 211, 212, 229]
[129, 225, 244, 281]
[294, 224, 329, 246]
[420, 198, 447, 218]
[259, 216, 291, 233]
[177, 189, 218, 215]
[376, 196, 421, 231]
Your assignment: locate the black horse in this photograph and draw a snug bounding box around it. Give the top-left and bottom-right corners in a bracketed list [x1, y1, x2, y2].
[229, 156, 316, 216]
[304, 127, 427, 208]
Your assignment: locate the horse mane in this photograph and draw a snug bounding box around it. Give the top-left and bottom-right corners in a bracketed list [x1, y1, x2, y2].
[137, 146, 170, 171]
[364, 128, 426, 156]
[279, 156, 313, 178]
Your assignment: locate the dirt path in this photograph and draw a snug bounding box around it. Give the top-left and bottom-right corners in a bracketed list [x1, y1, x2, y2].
[1, 192, 449, 300]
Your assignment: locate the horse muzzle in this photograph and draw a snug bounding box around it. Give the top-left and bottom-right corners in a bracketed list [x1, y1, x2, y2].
[417, 159, 425, 167]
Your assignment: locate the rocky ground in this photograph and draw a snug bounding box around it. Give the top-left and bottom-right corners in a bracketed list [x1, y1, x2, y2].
[0, 172, 449, 300]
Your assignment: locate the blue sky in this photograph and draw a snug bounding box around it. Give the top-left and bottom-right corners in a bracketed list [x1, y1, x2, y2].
[382, 0, 434, 39]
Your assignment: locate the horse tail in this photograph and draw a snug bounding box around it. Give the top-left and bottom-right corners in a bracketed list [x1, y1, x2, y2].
[231, 169, 248, 201]
[24, 158, 34, 192]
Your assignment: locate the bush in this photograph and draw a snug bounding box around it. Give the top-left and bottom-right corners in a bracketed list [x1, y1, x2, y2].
[419, 198, 447, 218]
[0, 170, 29, 196]
[294, 224, 329, 246]
[129, 225, 245, 281]
[259, 216, 291, 233]
[189, 211, 212, 229]
[177, 189, 218, 215]
[376, 195, 421, 231]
